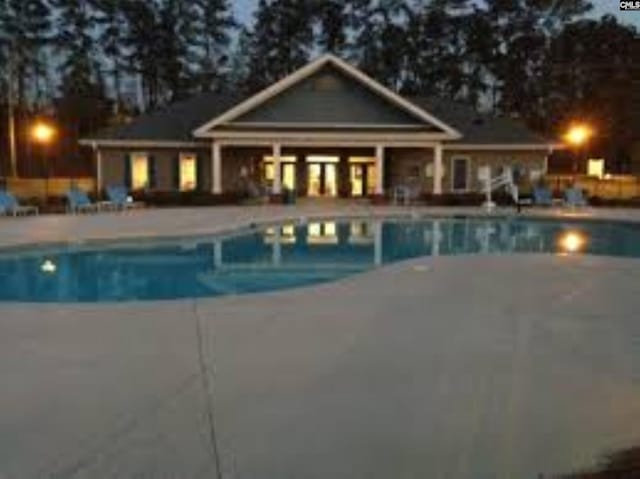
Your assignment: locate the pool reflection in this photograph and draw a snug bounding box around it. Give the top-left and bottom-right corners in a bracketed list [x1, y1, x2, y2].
[0, 217, 629, 302]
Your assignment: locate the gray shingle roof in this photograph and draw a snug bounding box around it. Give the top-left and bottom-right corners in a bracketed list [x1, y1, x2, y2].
[408, 96, 550, 145]
[91, 91, 243, 142]
[87, 89, 550, 146]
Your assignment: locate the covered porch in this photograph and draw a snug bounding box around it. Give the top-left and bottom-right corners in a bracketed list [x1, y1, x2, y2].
[210, 140, 445, 198]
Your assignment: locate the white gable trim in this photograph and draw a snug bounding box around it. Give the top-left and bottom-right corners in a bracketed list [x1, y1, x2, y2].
[193, 54, 462, 139]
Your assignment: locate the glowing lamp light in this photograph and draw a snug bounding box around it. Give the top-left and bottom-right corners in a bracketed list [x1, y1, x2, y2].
[558, 231, 587, 254]
[31, 122, 56, 144]
[565, 124, 592, 147]
[40, 259, 57, 274]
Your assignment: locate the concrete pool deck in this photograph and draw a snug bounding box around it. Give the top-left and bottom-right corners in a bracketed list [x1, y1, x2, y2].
[1, 205, 639, 478]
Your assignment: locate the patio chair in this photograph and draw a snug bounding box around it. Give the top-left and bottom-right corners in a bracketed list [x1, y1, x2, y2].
[532, 186, 553, 207]
[564, 187, 588, 207]
[105, 185, 144, 210]
[66, 188, 102, 214]
[0, 190, 39, 216]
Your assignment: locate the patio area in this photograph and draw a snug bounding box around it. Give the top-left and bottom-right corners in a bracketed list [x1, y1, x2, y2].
[1, 205, 639, 478]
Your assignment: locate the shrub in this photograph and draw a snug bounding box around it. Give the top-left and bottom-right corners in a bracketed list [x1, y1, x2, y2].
[131, 190, 247, 207]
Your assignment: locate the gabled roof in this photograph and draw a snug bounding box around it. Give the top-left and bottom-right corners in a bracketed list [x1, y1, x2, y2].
[81, 56, 554, 149]
[193, 54, 461, 138]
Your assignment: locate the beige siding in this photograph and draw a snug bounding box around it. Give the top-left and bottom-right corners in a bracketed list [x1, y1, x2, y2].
[99, 147, 211, 192]
[388, 148, 435, 193]
[390, 149, 547, 194]
[443, 150, 547, 193]
[98, 145, 548, 195]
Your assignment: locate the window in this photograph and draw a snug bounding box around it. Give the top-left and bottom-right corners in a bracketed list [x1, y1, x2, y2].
[131, 153, 149, 190]
[451, 157, 470, 192]
[263, 156, 297, 191]
[588, 159, 605, 179]
[179, 153, 197, 191]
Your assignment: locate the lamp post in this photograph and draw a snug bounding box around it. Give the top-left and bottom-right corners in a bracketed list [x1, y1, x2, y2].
[564, 124, 593, 177]
[30, 121, 56, 203]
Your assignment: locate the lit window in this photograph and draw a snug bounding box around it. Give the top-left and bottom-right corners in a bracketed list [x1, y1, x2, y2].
[263, 156, 297, 190]
[179, 153, 197, 191]
[307, 222, 338, 245]
[131, 153, 149, 190]
[587, 159, 605, 179]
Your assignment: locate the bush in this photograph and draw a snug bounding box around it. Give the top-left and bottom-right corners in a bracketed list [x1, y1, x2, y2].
[423, 192, 516, 206]
[131, 190, 247, 207]
[588, 196, 640, 208]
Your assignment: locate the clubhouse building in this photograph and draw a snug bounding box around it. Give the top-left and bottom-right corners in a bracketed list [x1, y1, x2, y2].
[81, 54, 556, 199]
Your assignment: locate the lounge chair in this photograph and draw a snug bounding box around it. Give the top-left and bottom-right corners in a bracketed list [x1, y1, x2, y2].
[532, 186, 553, 206]
[564, 187, 588, 207]
[66, 188, 102, 214]
[105, 185, 143, 210]
[0, 190, 39, 216]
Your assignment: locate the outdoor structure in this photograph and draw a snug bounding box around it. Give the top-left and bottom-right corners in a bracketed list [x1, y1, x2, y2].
[80, 55, 556, 198]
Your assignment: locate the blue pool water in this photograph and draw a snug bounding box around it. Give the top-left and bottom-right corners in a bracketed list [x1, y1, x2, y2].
[1, 216, 640, 303]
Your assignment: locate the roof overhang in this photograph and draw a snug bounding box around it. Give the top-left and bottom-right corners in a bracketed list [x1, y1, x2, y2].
[444, 143, 564, 152]
[79, 139, 209, 149]
[193, 54, 462, 140]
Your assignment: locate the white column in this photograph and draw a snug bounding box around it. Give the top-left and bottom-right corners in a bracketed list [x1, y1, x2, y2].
[94, 145, 102, 194]
[212, 141, 222, 194]
[375, 145, 384, 195]
[272, 228, 282, 266]
[431, 219, 441, 257]
[433, 143, 443, 195]
[272, 143, 282, 194]
[374, 220, 383, 266]
[213, 240, 223, 269]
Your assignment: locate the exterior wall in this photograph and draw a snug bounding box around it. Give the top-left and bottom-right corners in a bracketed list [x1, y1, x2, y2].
[99, 147, 211, 192]
[387, 148, 435, 194]
[389, 148, 547, 194]
[443, 150, 547, 193]
[99, 145, 548, 196]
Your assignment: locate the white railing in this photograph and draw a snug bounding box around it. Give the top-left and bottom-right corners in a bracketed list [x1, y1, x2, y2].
[478, 166, 519, 211]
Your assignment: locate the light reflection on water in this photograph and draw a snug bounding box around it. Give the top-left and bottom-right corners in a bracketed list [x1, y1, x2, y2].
[0, 216, 639, 302]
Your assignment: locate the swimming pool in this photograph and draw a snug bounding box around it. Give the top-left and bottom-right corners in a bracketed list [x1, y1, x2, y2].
[1, 215, 640, 302]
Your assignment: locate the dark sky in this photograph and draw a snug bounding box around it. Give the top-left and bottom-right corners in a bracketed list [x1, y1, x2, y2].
[232, 0, 639, 29]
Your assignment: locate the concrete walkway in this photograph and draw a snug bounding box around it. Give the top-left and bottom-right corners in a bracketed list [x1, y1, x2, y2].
[0, 206, 639, 478]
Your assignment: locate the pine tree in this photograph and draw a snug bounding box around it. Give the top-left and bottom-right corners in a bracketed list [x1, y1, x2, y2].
[313, 0, 348, 55]
[91, 0, 127, 113]
[348, 0, 413, 90]
[483, 0, 592, 116]
[193, 0, 236, 92]
[53, 0, 111, 170]
[244, 0, 314, 93]
[156, 0, 201, 101]
[0, 0, 51, 110]
[228, 26, 252, 93]
[121, 0, 161, 109]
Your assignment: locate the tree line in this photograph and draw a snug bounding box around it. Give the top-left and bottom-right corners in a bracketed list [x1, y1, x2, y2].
[0, 0, 637, 176]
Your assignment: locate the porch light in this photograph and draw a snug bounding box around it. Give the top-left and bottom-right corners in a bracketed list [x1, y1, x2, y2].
[565, 124, 592, 147]
[31, 121, 56, 144]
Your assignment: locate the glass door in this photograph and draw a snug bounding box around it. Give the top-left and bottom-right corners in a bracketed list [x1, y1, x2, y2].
[324, 163, 337, 197]
[306, 156, 339, 197]
[308, 164, 323, 197]
[349, 161, 376, 197]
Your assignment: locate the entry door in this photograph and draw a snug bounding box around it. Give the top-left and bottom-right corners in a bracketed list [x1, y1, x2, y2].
[350, 164, 368, 197]
[307, 163, 338, 197]
[452, 157, 469, 192]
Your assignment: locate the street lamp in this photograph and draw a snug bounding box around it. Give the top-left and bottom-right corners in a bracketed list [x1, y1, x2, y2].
[30, 121, 56, 202]
[564, 123, 593, 175]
